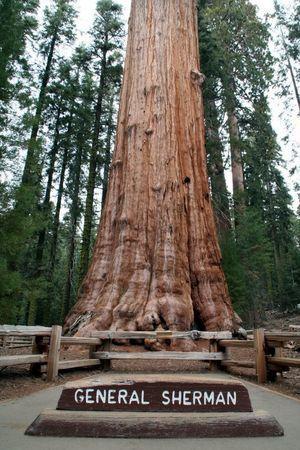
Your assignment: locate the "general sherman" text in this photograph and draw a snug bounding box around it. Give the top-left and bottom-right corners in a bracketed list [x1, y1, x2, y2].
[74, 388, 237, 406]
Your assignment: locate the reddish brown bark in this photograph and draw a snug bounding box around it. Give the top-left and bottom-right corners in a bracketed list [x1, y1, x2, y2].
[64, 0, 235, 336]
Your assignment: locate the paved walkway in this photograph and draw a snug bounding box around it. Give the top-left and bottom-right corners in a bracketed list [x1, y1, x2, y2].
[0, 372, 299, 450]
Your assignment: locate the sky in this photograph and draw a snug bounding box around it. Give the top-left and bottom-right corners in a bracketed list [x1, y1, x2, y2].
[40, 0, 299, 209]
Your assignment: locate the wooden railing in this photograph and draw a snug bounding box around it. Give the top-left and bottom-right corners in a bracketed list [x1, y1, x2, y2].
[0, 326, 51, 373]
[0, 325, 299, 383]
[218, 328, 300, 383]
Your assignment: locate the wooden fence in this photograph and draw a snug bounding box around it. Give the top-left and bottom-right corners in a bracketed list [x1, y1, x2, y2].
[0, 325, 299, 383]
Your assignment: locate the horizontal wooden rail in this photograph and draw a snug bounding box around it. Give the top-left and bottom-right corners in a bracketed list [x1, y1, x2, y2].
[92, 330, 232, 340]
[0, 330, 51, 336]
[0, 354, 47, 367]
[289, 325, 300, 331]
[93, 351, 224, 361]
[221, 360, 255, 368]
[60, 337, 100, 346]
[267, 356, 300, 368]
[219, 339, 254, 348]
[58, 359, 101, 370]
[0, 325, 52, 336]
[265, 332, 300, 343]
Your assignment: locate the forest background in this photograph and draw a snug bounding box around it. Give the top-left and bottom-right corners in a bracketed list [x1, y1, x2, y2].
[0, 0, 299, 329]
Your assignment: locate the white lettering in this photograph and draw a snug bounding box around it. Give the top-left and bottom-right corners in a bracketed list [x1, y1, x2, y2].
[74, 388, 84, 404]
[162, 390, 170, 405]
[86, 388, 95, 404]
[172, 390, 182, 405]
[141, 390, 150, 405]
[118, 389, 128, 404]
[192, 391, 202, 405]
[74, 387, 238, 408]
[183, 391, 192, 405]
[129, 390, 140, 404]
[108, 389, 116, 404]
[215, 392, 226, 405]
[96, 389, 106, 404]
[203, 391, 214, 405]
[227, 391, 237, 405]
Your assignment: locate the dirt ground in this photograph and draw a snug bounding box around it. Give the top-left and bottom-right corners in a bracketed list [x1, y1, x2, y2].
[1, 311, 299, 403]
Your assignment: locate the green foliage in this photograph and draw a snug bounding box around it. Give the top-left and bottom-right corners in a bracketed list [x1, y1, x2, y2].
[78, 0, 124, 284]
[203, 0, 273, 103]
[40, 0, 78, 50]
[221, 208, 274, 323]
[0, 0, 39, 102]
[199, 0, 300, 326]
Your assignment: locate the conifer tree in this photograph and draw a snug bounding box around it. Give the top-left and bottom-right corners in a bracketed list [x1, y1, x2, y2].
[22, 0, 77, 195]
[62, 65, 96, 319]
[0, 0, 38, 103]
[201, 0, 273, 220]
[274, 0, 300, 114]
[78, 0, 124, 283]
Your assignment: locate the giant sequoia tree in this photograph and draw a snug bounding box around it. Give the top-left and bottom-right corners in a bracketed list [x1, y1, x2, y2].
[64, 0, 234, 336]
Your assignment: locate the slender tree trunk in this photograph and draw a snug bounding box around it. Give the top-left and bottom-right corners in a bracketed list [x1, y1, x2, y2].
[78, 42, 108, 283]
[36, 102, 62, 272]
[286, 53, 300, 115]
[101, 95, 114, 210]
[205, 98, 231, 234]
[227, 102, 245, 217]
[62, 134, 84, 319]
[22, 30, 58, 186]
[279, 27, 300, 114]
[48, 112, 73, 278]
[65, 0, 234, 336]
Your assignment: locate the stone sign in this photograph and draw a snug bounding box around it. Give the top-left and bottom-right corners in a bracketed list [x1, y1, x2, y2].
[58, 376, 253, 413]
[25, 374, 284, 438]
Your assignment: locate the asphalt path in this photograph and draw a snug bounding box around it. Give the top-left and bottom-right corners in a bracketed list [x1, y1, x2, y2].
[0, 372, 299, 450]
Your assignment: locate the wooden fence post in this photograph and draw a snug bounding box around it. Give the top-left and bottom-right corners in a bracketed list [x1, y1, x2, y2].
[254, 328, 267, 384]
[209, 340, 219, 372]
[102, 339, 111, 372]
[47, 325, 62, 382]
[30, 335, 48, 376]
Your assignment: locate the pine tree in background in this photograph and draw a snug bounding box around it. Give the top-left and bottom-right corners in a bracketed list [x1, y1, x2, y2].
[198, 1, 231, 236]
[0, 0, 78, 324]
[60, 52, 96, 321]
[78, 0, 124, 284]
[101, 89, 118, 210]
[203, 0, 273, 221]
[0, 0, 39, 104]
[199, 0, 300, 323]
[274, 0, 300, 114]
[21, 0, 77, 200]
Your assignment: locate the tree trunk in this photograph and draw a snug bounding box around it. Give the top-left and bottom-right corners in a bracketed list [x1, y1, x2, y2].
[22, 30, 58, 187]
[62, 134, 84, 320]
[36, 102, 62, 273]
[226, 95, 245, 221]
[64, 0, 234, 336]
[78, 42, 108, 283]
[48, 112, 73, 279]
[279, 27, 300, 114]
[286, 52, 300, 115]
[205, 98, 231, 235]
[227, 108, 244, 194]
[101, 94, 114, 210]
